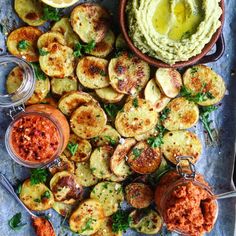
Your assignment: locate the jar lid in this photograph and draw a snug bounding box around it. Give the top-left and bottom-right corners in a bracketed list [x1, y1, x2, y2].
[0, 55, 36, 108]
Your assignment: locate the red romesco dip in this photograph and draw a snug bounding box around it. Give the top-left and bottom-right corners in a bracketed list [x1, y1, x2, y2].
[10, 113, 60, 163]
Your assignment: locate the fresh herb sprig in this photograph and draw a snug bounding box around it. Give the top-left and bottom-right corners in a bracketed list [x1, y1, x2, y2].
[104, 104, 122, 118]
[8, 213, 26, 231]
[73, 40, 96, 57]
[132, 148, 143, 159]
[42, 6, 61, 21]
[80, 218, 96, 233]
[147, 124, 166, 148]
[17, 40, 29, 50]
[39, 48, 49, 56]
[30, 168, 48, 185]
[67, 142, 78, 156]
[199, 105, 218, 141]
[112, 210, 131, 233]
[30, 62, 47, 80]
[160, 108, 171, 122]
[105, 136, 117, 146]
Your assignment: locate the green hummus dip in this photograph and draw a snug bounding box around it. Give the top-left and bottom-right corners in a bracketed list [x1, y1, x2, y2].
[126, 0, 222, 65]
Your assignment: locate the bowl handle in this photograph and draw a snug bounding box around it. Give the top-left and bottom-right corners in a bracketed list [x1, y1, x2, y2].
[198, 34, 225, 64]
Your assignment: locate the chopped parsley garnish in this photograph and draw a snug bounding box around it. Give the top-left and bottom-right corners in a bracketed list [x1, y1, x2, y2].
[99, 70, 107, 76]
[102, 182, 109, 189]
[41, 190, 51, 199]
[132, 98, 138, 108]
[147, 125, 166, 148]
[80, 218, 96, 233]
[105, 136, 117, 146]
[160, 107, 171, 122]
[73, 40, 96, 57]
[112, 210, 131, 233]
[16, 183, 22, 195]
[104, 104, 122, 118]
[67, 142, 78, 156]
[17, 40, 29, 50]
[132, 148, 143, 159]
[34, 198, 41, 203]
[8, 213, 26, 231]
[42, 6, 61, 21]
[190, 66, 198, 75]
[30, 62, 47, 80]
[39, 48, 49, 56]
[30, 168, 48, 185]
[199, 105, 218, 141]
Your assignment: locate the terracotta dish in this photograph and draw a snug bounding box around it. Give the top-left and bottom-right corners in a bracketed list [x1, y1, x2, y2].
[119, 0, 225, 68]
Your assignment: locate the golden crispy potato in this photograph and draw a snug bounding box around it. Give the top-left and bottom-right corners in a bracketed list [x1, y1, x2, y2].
[162, 97, 199, 131]
[128, 141, 161, 174]
[90, 182, 124, 216]
[110, 138, 136, 177]
[37, 31, 66, 49]
[51, 75, 77, 96]
[107, 173, 126, 182]
[115, 98, 158, 137]
[109, 52, 150, 95]
[89, 30, 115, 58]
[69, 199, 105, 235]
[52, 201, 74, 217]
[6, 66, 23, 94]
[90, 146, 113, 179]
[20, 179, 54, 211]
[155, 68, 182, 98]
[75, 162, 99, 187]
[14, 0, 46, 26]
[76, 56, 109, 89]
[162, 130, 202, 164]
[50, 171, 83, 205]
[70, 103, 107, 139]
[91, 125, 121, 147]
[91, 217, 122, 236]
[51, 17, 80, 49]
[134, 127, 158, 141]
[115, 34, 128, 50]
[129, 209, 163, 234]
[39, 42, 75, 78]
[95, 86, 124, 104]
[144, 78, 171, 112]
[7, 26, 42, 62]
[125, 183, 153, 209]
[64, 134, 92, 162]
[183, 65, 226, 106]
[71, 3, 110, 43]
[48, 154, 75, 175]
[58, 91, 96, 116]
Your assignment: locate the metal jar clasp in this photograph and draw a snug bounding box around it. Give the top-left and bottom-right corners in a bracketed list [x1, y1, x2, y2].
[176, 156, 196, 180]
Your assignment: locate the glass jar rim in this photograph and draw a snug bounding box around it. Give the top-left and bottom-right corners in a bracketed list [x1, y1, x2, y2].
[5, 111, 64, 168]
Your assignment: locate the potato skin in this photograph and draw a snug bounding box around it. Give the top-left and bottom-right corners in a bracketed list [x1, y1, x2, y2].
[125, 183, 153, 209]
[7, 26, 42, 62]
[6, 66, 24, 94]
[71, 3, 110, 43]
[128, 141, 161, 174]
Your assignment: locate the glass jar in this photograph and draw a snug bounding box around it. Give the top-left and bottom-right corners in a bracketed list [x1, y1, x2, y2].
[155, 157, 218, 236]
[0, 55, 69, 168]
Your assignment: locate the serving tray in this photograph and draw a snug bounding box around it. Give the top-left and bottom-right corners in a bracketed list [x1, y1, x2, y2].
[0, 0, 235, 235]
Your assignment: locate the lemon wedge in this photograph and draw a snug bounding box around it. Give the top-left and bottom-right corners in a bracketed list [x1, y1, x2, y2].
[41, 0, 79, 8]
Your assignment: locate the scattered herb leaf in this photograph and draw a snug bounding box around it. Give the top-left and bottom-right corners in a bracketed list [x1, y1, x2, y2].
[160, 108, 171, 122]
[16, 183, 22, 195]
[132, 98, 138, 108]
[80, 218, 96, 233]
[132, 148, 143, 159]
[190, 67, 198, 75]
[42, 6, 61, 21]
[17, 40, 29, 50]
[105, 136, 117, 146]
[8, 213, 26, 231]
[30, 168, 48, 185]
[34, 198, 41, 203]
[30, 62, 47, 80]
[39, 48, 49, 56]
[104, 104, 122, 118]
[67, 142, 78, 156]
[41, 190, 51, 199]
[147, 125, 166, 148]
[112, 210, 131, 233]
[99, 70, 107, 76]
[73, 40, 96, 57]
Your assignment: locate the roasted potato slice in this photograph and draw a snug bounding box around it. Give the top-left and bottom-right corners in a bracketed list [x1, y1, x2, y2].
[144, 78, 171, 112]
[76, 56, 109, 89]
[128, 141, 161, 174]
[91, 125, 121, 147]
[162, 97, 199, 131]
[129, 209, 163, 234]
[51, 17, 80, 49]
[14, 0, 46, 26]
[183, 65, 226, 106]
[20, 179, 54, 211]
[39, 42, 75, 78]
[37, 31, 66, 49]
[110, 138, 136, 177]
[125, 183, 153, 209]
[162, 130, 202, 164]
[71, 3, 110, 43]
[115, 34, 128, 50]
[6, 66, 23, 94]
[64, 134, 92, 162]
[48, 154, 75, 175]
[115, 98, 158, 137]
[70, 103, 107, 139]
[90, 181, 124, 216]
[51, 75, 77, 96]
[89, 30, 115, 58]
[75, 162, 99, 187]
[69, 199, 105, 235]
[90, 146, 113, 179]
[7, 26, 42, 62]
[91, 217, 122, 236]
[134, 127, 158, 141]
[155, 68, 182, 98]
[50, 171, 83, 204]
[52, 201, 74, 217]
[107, 173, 126, 182]
[58, 91, 96, 116]
[95, 86, 124, 104]
[109, 52, 150, 95]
